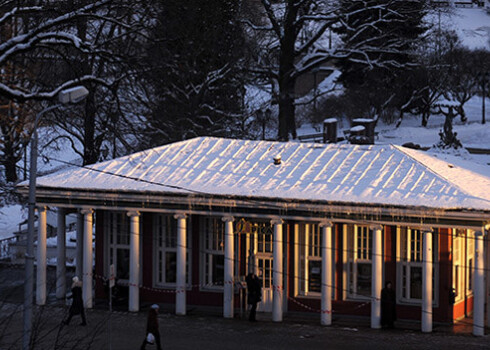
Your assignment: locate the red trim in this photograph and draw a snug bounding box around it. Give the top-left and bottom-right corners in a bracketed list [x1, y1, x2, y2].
[95, 210, 105, 298]
[384, 226, 396, 288]
[335, 224, 343, 301]
[437, 227, 452, 322]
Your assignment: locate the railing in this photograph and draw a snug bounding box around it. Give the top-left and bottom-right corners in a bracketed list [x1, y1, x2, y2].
[0, 236, 17, 261]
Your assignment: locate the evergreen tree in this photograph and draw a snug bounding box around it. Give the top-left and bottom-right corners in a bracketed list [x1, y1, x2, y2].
[335, 0, 428, 121]
[144, 0, 246, 145]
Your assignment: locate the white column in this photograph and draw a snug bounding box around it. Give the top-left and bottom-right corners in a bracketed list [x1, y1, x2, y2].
[293, 224, 299, 296]
[474, 229, 485, 336]
[272, 218, 284, 322]
[128, 211, 140, 312]
[304, 224, 310, 294]
[174, 213, 187, 316]
[222, 216, 234, 318]
[321, 221, 333, 326]
[56, 208, 66, 299]
[76, 210, 84, 279]
[81, 208, 93, 309]
[36, 206, 47, 305]
[370, 225, 383, 329]
[422, 229, 433, 333]
[486, 229, 490, 329]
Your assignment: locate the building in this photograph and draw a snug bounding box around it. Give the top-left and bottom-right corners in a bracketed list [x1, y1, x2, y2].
[18, 137, 490, 335]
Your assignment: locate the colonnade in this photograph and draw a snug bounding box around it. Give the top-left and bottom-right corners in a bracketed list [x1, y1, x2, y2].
[34, 207, 487, 336]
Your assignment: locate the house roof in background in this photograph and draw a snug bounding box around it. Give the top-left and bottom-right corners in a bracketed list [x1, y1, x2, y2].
[34, 137, 490, 211]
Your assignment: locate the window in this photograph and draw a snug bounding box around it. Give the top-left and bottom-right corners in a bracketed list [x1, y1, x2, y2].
[466, 230, 474, 294]
[397, 227, 438, 304]
[106, 212, 130, 281]
[301, 224, 322, 295]
[154, 214, 191, 288]
[201, 217, 225, 289]
[345, 225, 373, 299]
[452, 229, 464, 302]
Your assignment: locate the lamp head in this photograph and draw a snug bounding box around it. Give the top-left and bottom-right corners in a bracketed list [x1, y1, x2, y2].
[58, 86, 89, 104]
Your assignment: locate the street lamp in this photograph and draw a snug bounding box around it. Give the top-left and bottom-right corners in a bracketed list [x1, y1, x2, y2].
[23, 86, 89, 350]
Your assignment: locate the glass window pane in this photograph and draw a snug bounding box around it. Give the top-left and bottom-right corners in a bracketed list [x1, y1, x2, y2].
[116, 249, 129, 280]
[308, 260, 322, 293]
[213, 254, 224, 285]
[356, 262, 371, 297]
[410, 266, 422, 299]
[165, 252, 177, 283]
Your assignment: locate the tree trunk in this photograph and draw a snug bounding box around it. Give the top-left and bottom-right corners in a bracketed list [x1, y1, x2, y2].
[82, 88, 98, 165]
[421, 112, 428, 127]
[456, 104, 466, 123]
[277, 1, 298, 141]
[1, 124, 19, 183]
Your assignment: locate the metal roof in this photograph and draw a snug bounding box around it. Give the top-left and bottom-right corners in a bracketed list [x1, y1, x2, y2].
[33, 137, 490, 211]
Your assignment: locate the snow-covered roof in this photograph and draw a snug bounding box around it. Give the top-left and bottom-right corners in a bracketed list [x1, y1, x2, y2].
[35, 137, 490, 211]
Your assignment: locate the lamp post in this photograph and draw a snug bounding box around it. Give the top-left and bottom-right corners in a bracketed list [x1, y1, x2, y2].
[23, 86, 89, 350]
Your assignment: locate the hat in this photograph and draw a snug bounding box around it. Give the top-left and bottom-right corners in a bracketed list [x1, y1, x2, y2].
[151, 304, 159, 310]
[72, 276, 79, 283]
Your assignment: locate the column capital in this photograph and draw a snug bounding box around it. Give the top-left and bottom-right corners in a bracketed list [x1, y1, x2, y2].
[127, 210, 140, 217]
[221, 216, 234, 223]
[270, 218, 284, 226]
[174, 212, 187, 220]
[369, 224, 383, 231]
[319, 220, 333, 228]
[80, 208, 93, 215]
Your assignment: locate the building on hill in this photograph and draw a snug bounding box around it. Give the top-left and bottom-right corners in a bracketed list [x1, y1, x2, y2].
[17, 137, 490, 335]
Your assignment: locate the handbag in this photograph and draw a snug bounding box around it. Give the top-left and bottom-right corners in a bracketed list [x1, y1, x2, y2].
[146, 333, 155, 344]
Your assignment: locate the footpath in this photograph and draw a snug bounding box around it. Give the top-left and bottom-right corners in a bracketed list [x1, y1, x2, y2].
[0, 265, 488, 349]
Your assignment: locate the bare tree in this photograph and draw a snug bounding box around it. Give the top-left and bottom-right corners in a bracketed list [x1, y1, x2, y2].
[245, 0, 429, 141]
[0, 0, 155, 182]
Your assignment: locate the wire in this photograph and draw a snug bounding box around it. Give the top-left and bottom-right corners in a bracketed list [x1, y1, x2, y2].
[27, 153, 490, 330]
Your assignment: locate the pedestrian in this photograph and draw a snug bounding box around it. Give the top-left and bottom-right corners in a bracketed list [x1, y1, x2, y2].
[381, 281, 396, 329]
[141, 304, 162, 350]
[64, 276, 87, 326]
[245, 273, 262, 322]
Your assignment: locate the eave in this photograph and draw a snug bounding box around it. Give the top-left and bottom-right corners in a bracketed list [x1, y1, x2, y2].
[18, 185, 490, 230]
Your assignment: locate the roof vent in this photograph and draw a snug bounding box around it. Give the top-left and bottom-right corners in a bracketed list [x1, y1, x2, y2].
[273, 155, 281, 165]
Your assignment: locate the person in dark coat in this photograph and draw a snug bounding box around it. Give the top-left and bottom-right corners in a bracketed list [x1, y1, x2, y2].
[381, 281, 396, 328]
[64, 276, 87, 326]
[141, 304, 162, 350]
[245, 273, 262, 322]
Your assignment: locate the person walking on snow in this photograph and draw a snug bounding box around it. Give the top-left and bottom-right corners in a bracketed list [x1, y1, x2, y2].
[64, 276, 87, 326]
[141, 304, 162, 350]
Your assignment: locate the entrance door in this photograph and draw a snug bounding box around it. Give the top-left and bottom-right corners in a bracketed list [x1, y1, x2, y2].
[257, 256, 273, 312]
[244, 220, 274, 312]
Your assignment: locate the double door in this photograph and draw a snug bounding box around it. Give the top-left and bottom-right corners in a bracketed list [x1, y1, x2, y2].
[245, 221, 274, 312]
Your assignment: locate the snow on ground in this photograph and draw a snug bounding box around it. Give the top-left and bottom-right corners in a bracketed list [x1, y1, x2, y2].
[0, 204, 26, 240]
[377, 95, 490, 166]
[435, 7, 490, 50]
[46, 230, 77, 248]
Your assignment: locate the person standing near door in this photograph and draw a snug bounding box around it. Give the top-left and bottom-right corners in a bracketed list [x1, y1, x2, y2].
[381, 281, 397, 328]
[246, 273, 262, 322]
